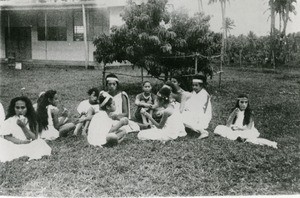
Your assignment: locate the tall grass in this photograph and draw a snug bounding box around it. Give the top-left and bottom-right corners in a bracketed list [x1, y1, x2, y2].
[0, 64, 299, 196]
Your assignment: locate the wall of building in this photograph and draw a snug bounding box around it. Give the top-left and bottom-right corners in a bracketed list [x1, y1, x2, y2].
[0, 10, 6, 59]
[1, 6, 123, 64]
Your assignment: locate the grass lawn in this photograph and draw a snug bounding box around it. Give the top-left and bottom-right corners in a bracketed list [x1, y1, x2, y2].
[0, 64, 299, 196]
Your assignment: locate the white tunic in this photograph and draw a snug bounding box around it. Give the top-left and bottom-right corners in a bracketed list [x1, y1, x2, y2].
[112, 92, 131, 119]
[182, 89, 212, 130]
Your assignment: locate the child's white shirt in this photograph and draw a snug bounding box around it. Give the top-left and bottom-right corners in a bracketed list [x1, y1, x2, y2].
[77, 99, 99, 115]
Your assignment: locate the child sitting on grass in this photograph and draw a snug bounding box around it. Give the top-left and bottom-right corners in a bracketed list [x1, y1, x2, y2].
[0, 96, 51, 162]
[36, 90, 75, 140]
[87, 92, 129, 147]
[73, 88, 99, 136]
[181, 75, 212, 139]
[214, 94, 277, 148]
[137, 86, 186, 142]
[134, 81, 156, 127]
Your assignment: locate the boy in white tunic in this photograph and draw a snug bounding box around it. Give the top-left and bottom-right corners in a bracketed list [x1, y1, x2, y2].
[182, 75, 212, 139]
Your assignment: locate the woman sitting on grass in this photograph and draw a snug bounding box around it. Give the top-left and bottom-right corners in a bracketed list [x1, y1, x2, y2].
[87, 92, 129, 147]
[36, 90, 75, 140]
[0, 96, 51, 162]
[103, 73, 140, 133]
[214, 94, 277, 148]
[137, 86, 186, 142]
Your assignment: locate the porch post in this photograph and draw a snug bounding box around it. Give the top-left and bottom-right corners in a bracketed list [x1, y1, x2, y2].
[82, 4, 88, 69]
[45, 11, 48, 60]
[7, 12, 10, 58]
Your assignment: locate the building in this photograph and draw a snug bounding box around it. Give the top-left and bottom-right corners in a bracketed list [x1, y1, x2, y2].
[0, 0, 129, 67]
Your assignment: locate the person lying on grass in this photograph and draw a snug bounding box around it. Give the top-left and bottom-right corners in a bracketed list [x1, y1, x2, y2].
[36, 90, 75, 140]
[73, 87, 99, 136]
[0, 96, 51, 163]
[214, 94, 277, 148]
[87, 92, 128, 147]
[181, 75, 212, 139]
[137, 86, 186, 142]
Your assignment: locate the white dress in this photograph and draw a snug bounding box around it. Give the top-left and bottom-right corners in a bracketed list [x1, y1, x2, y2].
[138, 105, 186, 141]
[182, 89, 212, 131]
[0, 116, 52, 162]
[39, 105, 60, 140]
[214, 110, 277, 148]
[87, 111, 114, 146]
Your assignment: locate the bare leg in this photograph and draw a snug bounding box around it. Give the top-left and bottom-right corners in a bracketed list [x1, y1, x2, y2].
[74, 122, 83, 136]
[59, 123, 76, 137]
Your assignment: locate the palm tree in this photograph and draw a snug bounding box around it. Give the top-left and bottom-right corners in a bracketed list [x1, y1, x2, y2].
[223, 17, 235, 64]
[209, 0, 229, 87]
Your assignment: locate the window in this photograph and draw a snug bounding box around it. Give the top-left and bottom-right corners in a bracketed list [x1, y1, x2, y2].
[37, 11, 67, 41]
[87, 9, 109, 41]
[72, 9, 109, 41]
[73, 10, 84, 41]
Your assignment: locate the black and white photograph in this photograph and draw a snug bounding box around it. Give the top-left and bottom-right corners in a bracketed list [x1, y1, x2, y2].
[0, 0, 299, 196]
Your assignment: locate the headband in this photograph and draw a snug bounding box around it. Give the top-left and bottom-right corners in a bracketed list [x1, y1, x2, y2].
[162, 84, 171, 90]
[106, 77, 119, 82]
[39, 91, 45, 97]
[192, 79, 203, 83]
[238, 97, 248, 101]
[99, 92, 113, 107]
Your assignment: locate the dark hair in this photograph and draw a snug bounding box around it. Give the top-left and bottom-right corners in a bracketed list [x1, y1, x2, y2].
[164, 81, 178, 94]
[193, 75, 207, 88]
[36, 90, 57, 132]
[87, 87, 99, 97]
[232, 94, 252, 126]
[6, 96, 37, 133]
[37, 92, 45, 104]
[157, 87, 171, 104]
[99, 94, 113, 111]
[143, 81, 151, 86]
[106, 73, 119, 86]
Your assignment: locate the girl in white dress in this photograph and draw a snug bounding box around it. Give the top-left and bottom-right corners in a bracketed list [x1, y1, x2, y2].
[214, 94, 277, 148]
[36, 90, 75, 140]
[87, 92, 129, 147]
[0, 96, 51, 162]
[138, 86, 186, 142]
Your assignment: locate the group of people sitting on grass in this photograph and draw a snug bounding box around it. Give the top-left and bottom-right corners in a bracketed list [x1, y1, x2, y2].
[0, 73, 278, 163]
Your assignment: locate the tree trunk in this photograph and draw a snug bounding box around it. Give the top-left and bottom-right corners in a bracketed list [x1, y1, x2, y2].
[219, 0, 226, 88]
[282, 3, 290, 36]
[270, 0, 276, 69]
